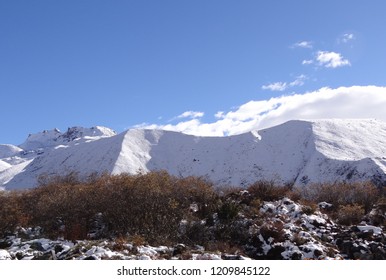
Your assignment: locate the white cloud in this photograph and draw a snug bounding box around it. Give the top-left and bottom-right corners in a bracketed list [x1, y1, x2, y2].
[289, 75, 307, 87]
[316, 51, 351, 68]
[292, 41, 313, 49]
[215, 111, 225, 119]
[341, 33, 355, 43]
[136, 86, 386, 136]
[176, 111, 204, 119]
[302, 59, 313, 65]
[262, 75, 307, 92]
[262, 82, 287, 92]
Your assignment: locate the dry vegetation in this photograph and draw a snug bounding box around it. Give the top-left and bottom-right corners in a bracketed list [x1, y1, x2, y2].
[0, 171, 384, 246]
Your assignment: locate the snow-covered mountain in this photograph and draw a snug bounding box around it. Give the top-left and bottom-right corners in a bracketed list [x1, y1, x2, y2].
[1, 119, 386, 190]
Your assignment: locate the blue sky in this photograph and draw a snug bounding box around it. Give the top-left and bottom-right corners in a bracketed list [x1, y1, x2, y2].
[1, 0, 386, 144]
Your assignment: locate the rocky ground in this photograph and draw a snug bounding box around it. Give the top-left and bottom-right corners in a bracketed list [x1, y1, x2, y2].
[0, 195, 385, 260]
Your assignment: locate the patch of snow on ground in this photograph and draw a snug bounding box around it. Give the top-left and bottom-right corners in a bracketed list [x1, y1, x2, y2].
[0, 249, 11, 260]
[357, 225, 382, 235]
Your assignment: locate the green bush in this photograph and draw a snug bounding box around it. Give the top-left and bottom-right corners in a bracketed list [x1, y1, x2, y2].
[217, 200, 240, 222]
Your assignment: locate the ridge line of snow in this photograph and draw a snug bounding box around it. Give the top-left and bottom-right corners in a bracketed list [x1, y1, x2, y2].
[1, 119, 386, 190]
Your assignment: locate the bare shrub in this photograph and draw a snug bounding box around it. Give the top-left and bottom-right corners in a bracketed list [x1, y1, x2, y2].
[247, 180, 291, 201]
[174, 175, 219, 220]
[37, 171, 81, 187]
[100, 172, 181, 243]
[94, 171, 219, 245]
[111, 235, 130, 251]
[245, 198, 263, 217]
[337, 204, 365, 225]
[301, 181, 380, 213]
[291, 233, 308, 246]
[5, 172, 380, 246]
[299, 199, 318, 215]
[259, 220, 286, 243]
[0, 192, 25, 236]
[21, 183, 102, 239]
[206, 241, 245, 255]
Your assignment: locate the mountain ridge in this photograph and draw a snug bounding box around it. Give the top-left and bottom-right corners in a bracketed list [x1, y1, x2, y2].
[1, 119, 385, 190]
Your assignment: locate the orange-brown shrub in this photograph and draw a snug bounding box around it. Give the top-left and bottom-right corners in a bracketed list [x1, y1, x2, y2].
[247, 180, 292, 201]
[0, 192, 25, 236]
[299, 199, 318, 215]
[259, 220, 286, 243]
[2, 172, 382, 244]
[337, 204, 365, 226]
[28, 171, 219, 244]
[300, 181, 380, 213]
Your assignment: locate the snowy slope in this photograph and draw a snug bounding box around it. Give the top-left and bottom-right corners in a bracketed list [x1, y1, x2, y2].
[299, 119, 386, 185]
[0, 160, 11, 172]
[1, 119, 386, 190]
[19, 126, 116, 150]
[0, 144, 23, 158]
